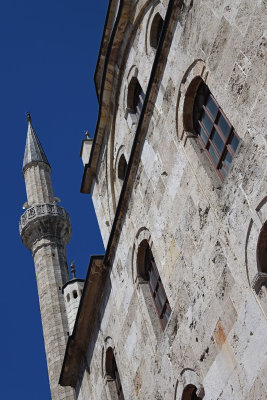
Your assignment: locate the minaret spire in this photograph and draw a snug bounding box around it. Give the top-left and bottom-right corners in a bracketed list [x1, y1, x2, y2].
[23, 113, 50, 173]
[20, 116, 76, 400]
[22, 115, 54, 206]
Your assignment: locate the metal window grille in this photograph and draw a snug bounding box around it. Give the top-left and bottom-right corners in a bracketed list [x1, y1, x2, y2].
[145, 246, 171, 330]
[194, 82, 240, 180]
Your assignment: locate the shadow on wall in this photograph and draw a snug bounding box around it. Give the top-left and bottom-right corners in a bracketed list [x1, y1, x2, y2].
[75, 271, 112, 399]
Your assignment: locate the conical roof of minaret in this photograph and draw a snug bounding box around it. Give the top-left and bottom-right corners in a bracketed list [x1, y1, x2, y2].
[23, 113, 50, 171]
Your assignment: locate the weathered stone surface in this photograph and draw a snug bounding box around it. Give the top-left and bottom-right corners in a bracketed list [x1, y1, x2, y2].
[76, 0, 267, 399]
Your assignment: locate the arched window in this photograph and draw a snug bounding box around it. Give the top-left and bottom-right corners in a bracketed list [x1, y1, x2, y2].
[118, 154, 127, 181]
[127, 77, 145, 117]
[106, 348, 125, 400]
[247, 204, 267, 301]
[138, 240, 171, 330]
[182, 384, 202, 400]
[253, 220, 267, 313]
[193, 81, 240, 180]
[257, 221, 267, 273]
[150, 13, 164, 49]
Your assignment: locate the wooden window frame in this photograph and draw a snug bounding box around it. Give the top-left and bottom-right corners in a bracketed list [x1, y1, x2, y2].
[145, 246, 171, 330]
[195, 84, 240, 180]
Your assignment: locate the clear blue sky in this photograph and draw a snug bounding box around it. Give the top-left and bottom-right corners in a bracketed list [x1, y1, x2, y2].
[0, 0, 107, 398]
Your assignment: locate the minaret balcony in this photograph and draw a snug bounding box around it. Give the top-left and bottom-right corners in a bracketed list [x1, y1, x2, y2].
[19, 203, 72, 249]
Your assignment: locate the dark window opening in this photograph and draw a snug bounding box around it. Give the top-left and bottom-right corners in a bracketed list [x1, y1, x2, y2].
[118, 154, 127, 181]
[193, 82, 239, 180]
[106, 348, 125, 400]
[127, 77, 145, 117]
[257, 221, 267, 273]
[182, 384, 202, 400]
[73, 290, 78, 299]
[140, 242, 171, 330]
[150, 13, 164, 49]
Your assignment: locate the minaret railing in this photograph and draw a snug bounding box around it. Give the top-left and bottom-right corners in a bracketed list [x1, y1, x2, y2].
[19, 203, 70, 233]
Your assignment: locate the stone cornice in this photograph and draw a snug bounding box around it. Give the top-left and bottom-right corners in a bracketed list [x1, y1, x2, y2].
[23, 160, 51, 176]
[94, 0, 120, 99]
[81, 0, 131, 194]
[19, 203, 72, 250]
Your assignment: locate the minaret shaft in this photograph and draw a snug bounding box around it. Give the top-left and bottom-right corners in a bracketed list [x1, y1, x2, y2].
[33, 239, 73, 400]
[24, 162, 55, 205]
[20, 116, 76, 400]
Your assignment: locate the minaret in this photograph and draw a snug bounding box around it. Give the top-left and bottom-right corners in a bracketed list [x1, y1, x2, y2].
[19, 114, 76, 400]
[63, 263, 85, 335]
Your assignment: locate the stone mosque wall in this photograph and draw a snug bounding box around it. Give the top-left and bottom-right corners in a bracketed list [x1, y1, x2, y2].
[77, 0, 267, 399]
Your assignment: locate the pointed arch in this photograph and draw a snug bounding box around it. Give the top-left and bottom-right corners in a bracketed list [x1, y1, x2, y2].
[117, 154, 127, 181]
[150, 12, 164, 49]
[105, 347, 125, 400]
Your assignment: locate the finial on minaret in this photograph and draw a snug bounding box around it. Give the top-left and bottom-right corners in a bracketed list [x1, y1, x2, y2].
[70, 262, 76, 279]
[26, 112, 31, 122]
[23, 113, 50, 172]
[85, 131, 90, 139]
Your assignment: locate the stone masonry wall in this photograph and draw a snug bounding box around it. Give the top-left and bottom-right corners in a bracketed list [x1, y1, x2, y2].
[78, 0, 267, 399]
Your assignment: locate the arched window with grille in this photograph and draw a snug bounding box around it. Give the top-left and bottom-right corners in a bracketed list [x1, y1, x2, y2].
[193, 81, 240, 180]
[105, 347, 125, 400]
[137, 240, 171, 330]
[127, 77, 145, 118]
[252, 220, 267, 300]
[257, 221, 267, 274]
